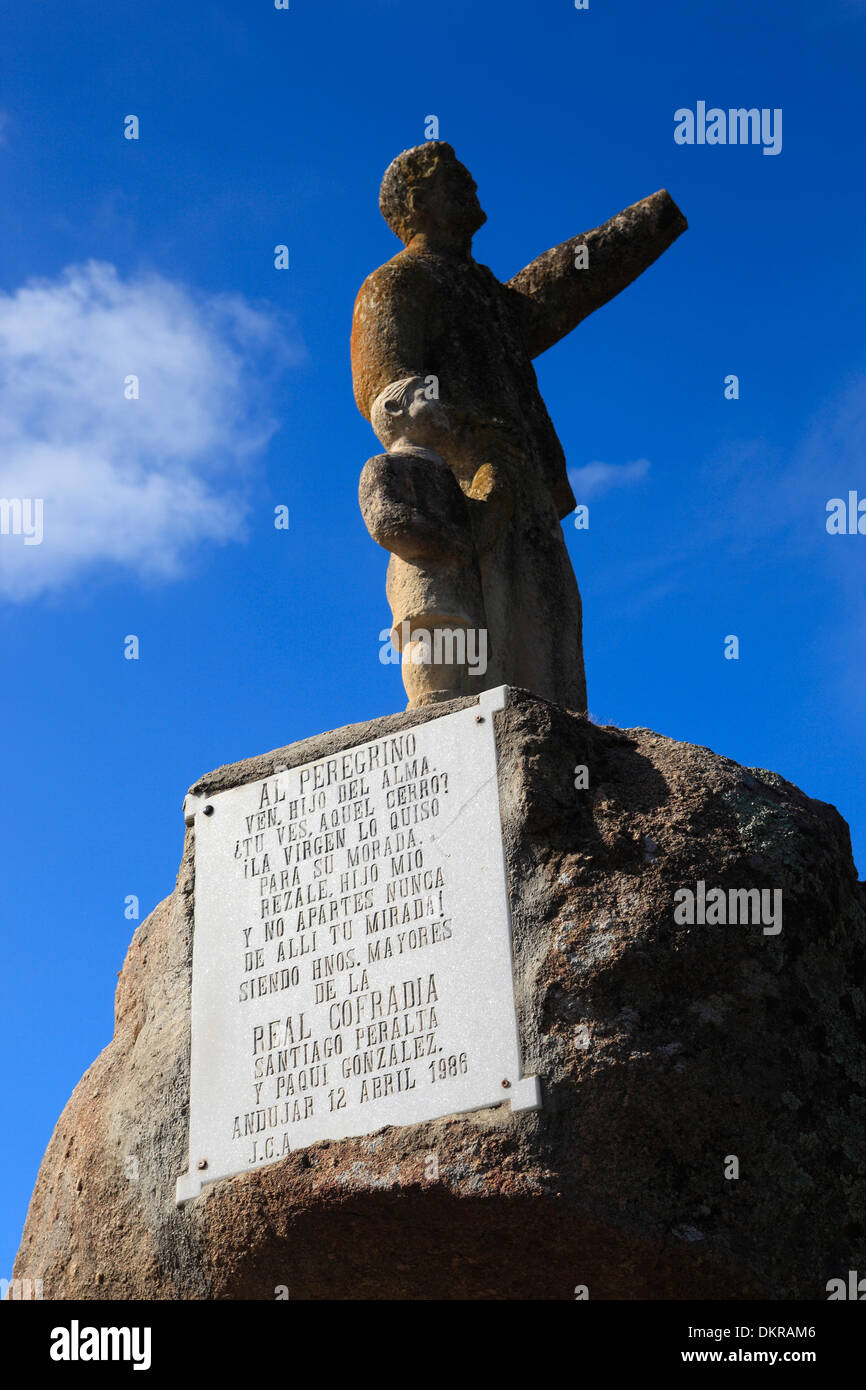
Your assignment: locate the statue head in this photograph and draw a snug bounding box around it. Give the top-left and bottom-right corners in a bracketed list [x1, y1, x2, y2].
[371, 376, 449, 456]
[379, 142, 487, 248]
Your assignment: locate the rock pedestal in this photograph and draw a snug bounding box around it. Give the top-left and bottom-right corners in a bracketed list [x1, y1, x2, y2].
[13, 690, 866, 1299]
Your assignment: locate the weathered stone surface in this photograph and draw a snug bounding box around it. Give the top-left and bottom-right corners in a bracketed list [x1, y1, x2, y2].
[13, 691, 866, 1299]
[359, 449, 475, 565]
[352, 142, 687, 709]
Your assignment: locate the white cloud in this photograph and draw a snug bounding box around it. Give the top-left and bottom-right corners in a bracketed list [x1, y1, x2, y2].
[568, 457, 650, 500]
[0, 260, 298, 601]
[570, 377, 866, 621]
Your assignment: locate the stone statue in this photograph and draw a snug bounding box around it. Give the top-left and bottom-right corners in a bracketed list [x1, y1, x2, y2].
[352, 141, 687, 709]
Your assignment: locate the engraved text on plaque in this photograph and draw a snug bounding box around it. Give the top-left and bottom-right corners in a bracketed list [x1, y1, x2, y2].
[176, 686, 539, 1203]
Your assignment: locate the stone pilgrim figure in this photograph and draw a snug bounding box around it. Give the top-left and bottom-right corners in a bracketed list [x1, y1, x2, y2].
[352, 142, 686, 709]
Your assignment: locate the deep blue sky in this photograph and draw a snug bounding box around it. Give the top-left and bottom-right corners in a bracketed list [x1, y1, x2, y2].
[1, 0, 864, 1277]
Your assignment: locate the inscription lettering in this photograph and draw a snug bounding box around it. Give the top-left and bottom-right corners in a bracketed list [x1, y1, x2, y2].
[178, 696, 537, 1202]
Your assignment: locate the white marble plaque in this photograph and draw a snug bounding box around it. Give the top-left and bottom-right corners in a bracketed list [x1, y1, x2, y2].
[176, 685, 539, 1203]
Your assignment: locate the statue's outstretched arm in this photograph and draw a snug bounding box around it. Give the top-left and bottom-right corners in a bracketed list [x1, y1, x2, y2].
[506, 189, 687, 359]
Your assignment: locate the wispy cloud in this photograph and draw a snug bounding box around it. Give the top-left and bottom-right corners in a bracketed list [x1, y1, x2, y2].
[0, 261, 300, 601]
[568, 457, 650, 500]
[575, 376, 866, 620]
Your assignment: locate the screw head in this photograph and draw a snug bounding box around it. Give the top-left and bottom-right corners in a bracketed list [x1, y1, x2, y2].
[501, 1078, 511, 1089]
[197, 1159, 208, 1170]
[475, 714, 485, 724]
[203, 804, 214, 816]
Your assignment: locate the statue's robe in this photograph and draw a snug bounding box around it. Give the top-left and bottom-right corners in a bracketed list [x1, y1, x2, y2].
[351, 189, 687, 711]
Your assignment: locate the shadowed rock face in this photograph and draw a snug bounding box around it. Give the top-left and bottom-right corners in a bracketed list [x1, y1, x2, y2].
[13, 692, 866, 1300]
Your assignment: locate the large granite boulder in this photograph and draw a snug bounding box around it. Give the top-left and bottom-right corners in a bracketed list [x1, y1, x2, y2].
[13, 690, 866, 1299]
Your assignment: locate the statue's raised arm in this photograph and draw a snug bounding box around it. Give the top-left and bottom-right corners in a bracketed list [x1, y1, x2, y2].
[507, 190, 687, 359]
